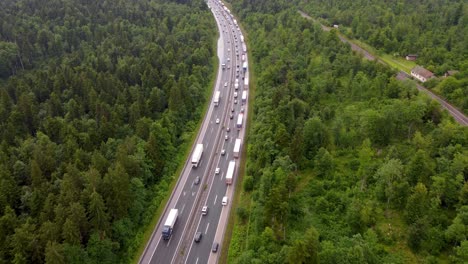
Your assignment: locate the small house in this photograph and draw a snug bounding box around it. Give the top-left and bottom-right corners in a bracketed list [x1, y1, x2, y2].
[411, 66, 434, 83]
[444, 70, 459, 77]
[405, 54, 418, 61]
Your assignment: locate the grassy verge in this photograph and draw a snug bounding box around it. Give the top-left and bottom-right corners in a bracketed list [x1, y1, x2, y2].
[351, 39, 416, 73]
[380, 54, 416, 74]
[130, 16, 220, 264]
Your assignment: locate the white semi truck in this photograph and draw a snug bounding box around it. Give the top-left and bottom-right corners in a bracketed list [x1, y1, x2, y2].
[191, 144, 203, 167]
[213, 91, 221, 106]
[162, 209, 178, 240]
[233, 138, 241, 158]
[226, 161, 235, 185]
[237, 113, 244, 129]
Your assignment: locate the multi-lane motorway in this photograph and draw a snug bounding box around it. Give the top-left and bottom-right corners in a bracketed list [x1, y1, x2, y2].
[139, 1, 249, 263]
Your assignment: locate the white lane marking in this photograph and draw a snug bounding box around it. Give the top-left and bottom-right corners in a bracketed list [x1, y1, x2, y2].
[192, 191, 196, 197]
[166, 236, 172, 247]
[195, 257, 199, 264]
[214, 195, 218, 205]
[221, 171, 224, 181]
[205, 223, 210, 234]
[226, 153, 230, 160]
[181, 204, 186, 215]
[183, 191, 186, 196]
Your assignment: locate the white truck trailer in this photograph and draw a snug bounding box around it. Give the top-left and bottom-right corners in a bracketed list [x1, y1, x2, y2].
[241, 90, 247, 103]
[233, 138, 241, 158]
[213, 91, 221, 106]
[226, 161, 235, 185]
[162, 209, 178, 240]
[236, 113, 244, 129]
[191, 144, 203, 167]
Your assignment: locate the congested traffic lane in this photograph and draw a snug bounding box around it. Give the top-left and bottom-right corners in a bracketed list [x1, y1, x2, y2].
[184, 1, 250, 263]
[138, 0, 249, 263]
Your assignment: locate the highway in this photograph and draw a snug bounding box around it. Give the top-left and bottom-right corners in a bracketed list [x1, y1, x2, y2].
[139, 0, 249, 263]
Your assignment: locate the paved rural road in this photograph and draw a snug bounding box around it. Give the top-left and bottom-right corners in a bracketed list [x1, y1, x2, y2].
[138, 1, 250, 264]
[299, 10, 468, 126]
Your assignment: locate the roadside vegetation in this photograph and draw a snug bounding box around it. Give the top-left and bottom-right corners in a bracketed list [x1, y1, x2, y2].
[0, 0, 216, 263]
[226, 0, 468, 263]
[299, 0, 468, 113]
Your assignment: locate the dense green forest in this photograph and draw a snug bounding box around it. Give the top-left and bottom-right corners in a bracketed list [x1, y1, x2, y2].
[0, 0, 216, 263]
[298, 0, 468, 114]
[226, 0, 468, 263]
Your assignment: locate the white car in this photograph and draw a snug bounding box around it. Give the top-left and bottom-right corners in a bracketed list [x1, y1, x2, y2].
[221, 149, 226, 156]
[234, 92, 238, 98]
[202, 206, 208, 216]
[225, 135, 228, 141]
[216, 118, 220, 124]
[215, 167, 220, 174]
[222, 196, 228, 206]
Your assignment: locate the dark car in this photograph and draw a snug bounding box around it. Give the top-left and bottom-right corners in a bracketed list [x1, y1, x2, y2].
[212, 242, 219, 253]
[194, 232, 202, 243]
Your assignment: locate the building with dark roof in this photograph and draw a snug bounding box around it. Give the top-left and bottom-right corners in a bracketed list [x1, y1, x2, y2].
[405, 54, 418, 61]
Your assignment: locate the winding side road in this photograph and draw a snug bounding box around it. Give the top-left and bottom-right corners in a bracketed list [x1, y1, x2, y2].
[298, 10, 468, 126]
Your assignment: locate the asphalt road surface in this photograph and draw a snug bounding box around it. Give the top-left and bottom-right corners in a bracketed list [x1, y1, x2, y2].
[139, 1, 250, 263]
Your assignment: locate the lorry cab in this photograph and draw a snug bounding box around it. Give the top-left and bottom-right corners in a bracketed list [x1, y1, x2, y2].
[162, 209, 178, 240]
